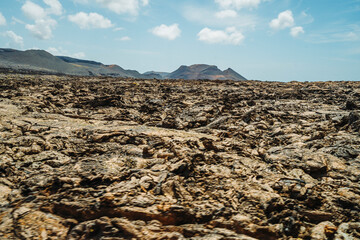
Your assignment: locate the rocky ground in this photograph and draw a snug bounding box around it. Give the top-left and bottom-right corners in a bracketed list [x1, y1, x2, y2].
[0, 74, 359, 240]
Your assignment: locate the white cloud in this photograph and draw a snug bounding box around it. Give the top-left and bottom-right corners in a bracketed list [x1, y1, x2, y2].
[197, 27, 244, 45]
[344, 32, 358, 41]
[68, 12, 113, 29]
[113, 27, 124, 31]
[0, 12, 6, 26]
[47, 47, 63, 55]
[290, 26, 304, 37]
[22, 0, 63, 18]
[12, 17, 25, 25]
[215, 0, 261, 10]
[47, 47, 86, 58]
[22, 1, 47, 20]
[299, 11, 314, 25]
[44, 0, 63, 15]
[73, 0, 89, 3]
[151, 24, 181, 40]
[21, 0, 64, 40]
[332, 31, 359, 42]
[4, 31, 24, 47]
[215, 10, 237, 19]
[73, 52, 86, 58]
[269, 10, 294, 30]
[183, 5, 257, 30]
[119, 36, 131, 41]
[95, 0, 149, 15]
[26, 18, 57, 40]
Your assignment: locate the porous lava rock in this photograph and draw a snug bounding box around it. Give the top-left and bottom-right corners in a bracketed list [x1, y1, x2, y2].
[0, 74, 359, 239]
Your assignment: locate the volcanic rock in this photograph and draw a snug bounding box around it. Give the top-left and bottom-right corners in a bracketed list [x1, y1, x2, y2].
[0, 74, 359, 239]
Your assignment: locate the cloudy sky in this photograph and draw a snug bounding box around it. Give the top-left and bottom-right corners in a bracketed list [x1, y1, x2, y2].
[0, 0, 359, 81]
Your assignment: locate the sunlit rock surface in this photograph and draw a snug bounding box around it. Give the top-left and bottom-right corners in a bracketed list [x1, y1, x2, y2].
[0, 74, 359, 239]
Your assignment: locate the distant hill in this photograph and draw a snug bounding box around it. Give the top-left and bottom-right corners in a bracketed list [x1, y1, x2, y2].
[0, 48, 146, 78]
[168, 64, 246, 81]
[143, 71, 170, 79]
[223, 68, 247, 80]
[0, 48, 247, 80]
[56, 56, 103, 66]
[0, 48, 90, 75]
[57, 56, 143, 78]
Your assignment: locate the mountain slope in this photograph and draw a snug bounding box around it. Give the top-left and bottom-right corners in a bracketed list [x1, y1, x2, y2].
[0, 49, 90, 75]
[143, 71, 170, 79]
[0, 49, 146, 78]
[223, 68, 247, 80]
[168, 64, 246, 80]
[0, 48, 247, 80]
[57, 56, 143, 78]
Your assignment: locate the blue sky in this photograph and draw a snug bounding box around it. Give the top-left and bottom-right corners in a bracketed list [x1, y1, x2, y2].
[0, 0, 359, 81]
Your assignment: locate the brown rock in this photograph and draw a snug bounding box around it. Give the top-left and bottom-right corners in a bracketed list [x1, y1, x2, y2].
[1, 74, 359, 239]
[310, 221, 337, 240]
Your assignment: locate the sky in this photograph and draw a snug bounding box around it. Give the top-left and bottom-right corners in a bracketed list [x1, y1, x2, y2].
[0, 0, 360, 81]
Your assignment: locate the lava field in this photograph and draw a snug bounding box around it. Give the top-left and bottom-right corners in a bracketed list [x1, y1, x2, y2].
[0, 74, 359, 239]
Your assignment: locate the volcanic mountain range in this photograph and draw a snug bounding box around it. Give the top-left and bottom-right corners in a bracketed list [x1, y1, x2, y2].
[0, 48, 246, 80]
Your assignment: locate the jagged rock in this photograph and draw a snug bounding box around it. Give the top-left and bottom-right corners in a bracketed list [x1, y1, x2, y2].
[334, 222, 360, 240]
[345, 100, 358, 110]
[0, 73, 359, 239]
[13, 207, 68, 239]
[310, 221, 337, 240]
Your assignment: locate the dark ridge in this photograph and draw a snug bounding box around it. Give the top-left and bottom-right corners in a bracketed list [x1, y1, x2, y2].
[0, 48, 247, 80]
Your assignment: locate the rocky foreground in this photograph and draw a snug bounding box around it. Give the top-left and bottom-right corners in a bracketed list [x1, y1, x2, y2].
[0, 74, 359, 240]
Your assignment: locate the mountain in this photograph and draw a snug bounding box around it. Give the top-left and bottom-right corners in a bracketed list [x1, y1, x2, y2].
[57, 56, 143, 78]
[0, 48, 147, 78]
[56, 56, 103, 66]
[143, 71, 170, 79]
[0, 48, 90, 75]
[0, 48, 247, 80]
[223, 68, 247, 80]
[168, 64, 246, 81]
